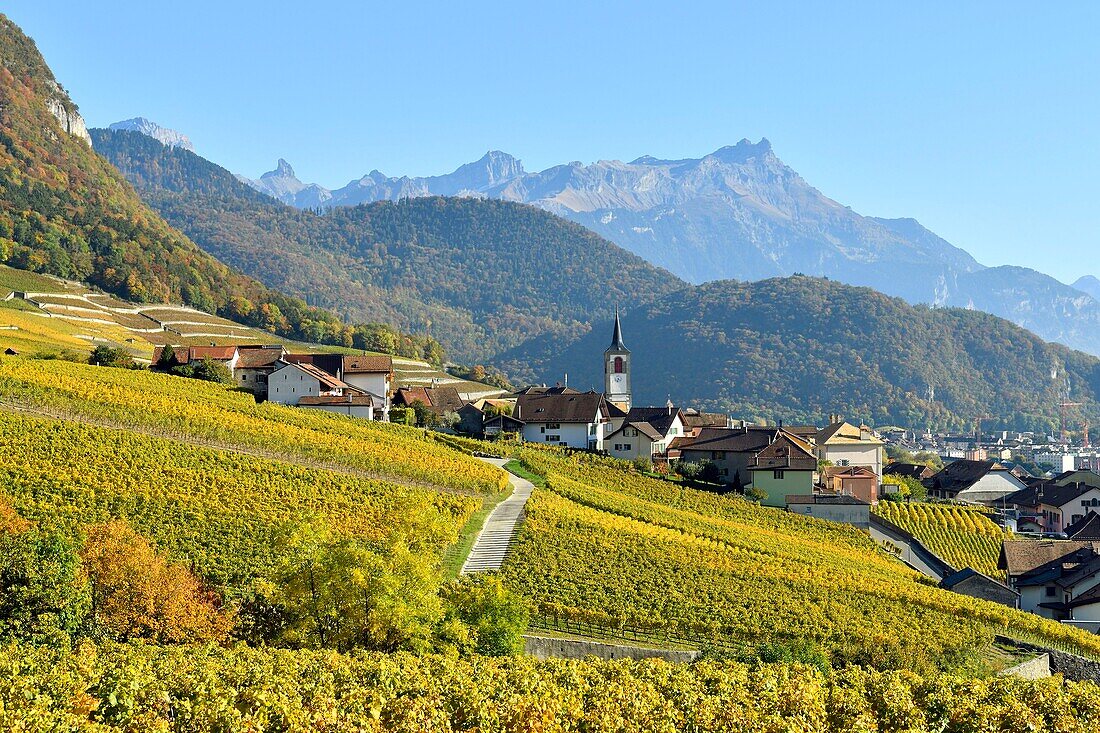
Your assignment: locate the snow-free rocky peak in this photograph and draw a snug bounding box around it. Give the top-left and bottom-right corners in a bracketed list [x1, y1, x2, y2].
[108, 117, 193, 151]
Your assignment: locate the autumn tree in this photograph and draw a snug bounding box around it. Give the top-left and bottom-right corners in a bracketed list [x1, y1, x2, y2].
[271, 522, 442, 652]
[80, 521, 232, 643]
[441, 575, 529, 656]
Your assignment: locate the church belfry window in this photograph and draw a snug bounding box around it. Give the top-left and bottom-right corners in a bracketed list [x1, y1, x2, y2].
[614, 357, 624, 374]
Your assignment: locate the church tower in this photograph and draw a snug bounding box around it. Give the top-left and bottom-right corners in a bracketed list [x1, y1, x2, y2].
[604, 308, 631, 412]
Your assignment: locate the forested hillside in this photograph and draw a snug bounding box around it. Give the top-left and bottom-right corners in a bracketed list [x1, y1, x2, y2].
[501, 276, 1100, 432]
[91, 128, 686, 361]
[0, 16, 437, 360]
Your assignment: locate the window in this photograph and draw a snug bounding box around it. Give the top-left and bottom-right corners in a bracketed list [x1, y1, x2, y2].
[613, 357, 624, 374]
[546, 435, 560, 442]
[589, 424, 597, 435]
[614, 444, 623, 451]
[546, 423, 561, 430]
[623, 444, 632, 451]
[1046, 586, 1057, 597]
[773, 470, 785, 480]
[712, 451, 726, 460]
[837, 459, 850, 466]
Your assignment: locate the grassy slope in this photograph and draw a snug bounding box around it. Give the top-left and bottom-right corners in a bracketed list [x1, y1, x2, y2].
[873, 502, 1008, 579]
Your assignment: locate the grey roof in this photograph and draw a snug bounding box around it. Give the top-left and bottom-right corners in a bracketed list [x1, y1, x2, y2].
[925, 459, 996, 494]
[1007, 481, 1099, 510]
[939, 567, 1016, 594]
[622, 407, 682, 436]
[607, 420, 664, 442]
[673, 426, 780, 454]
[1066, 512, 1100, 541]
[608, 309, 629, 353]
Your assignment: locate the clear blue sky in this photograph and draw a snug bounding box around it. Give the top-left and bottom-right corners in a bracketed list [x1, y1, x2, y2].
[9, 1, 1100, 282]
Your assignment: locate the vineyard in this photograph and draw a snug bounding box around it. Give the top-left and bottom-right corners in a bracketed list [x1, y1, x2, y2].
[874, 502, 1008, 578]
[0, 410, 478, 586]
[501, 450, 1100, 671]
[6, 640, 1100, 732]
[0, 358, 508, 496]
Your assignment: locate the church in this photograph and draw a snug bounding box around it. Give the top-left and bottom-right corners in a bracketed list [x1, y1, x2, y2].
[604, 308, 632, 412]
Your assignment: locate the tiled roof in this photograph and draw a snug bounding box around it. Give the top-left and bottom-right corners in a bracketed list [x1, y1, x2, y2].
[1066, 512, 1100, 541]
[822, 465, 877, 479]
[236, 346, 286, 368]
[608, 421, 664, 442]
[188, 345, 238, 361]
[674, 426, 780, 454]
[750, 433, 817, 471]
[884, 463, 933, 479]
[925, 459, 996, 494]
[284, 353, 343, 379]
[622, 407, 682, 436]
[1000, 539, 1099, 576]
[393, 386, 465, 414]
[816, 421, 884, 446]
[514, 391, 607, 424]
[342, 355, 393, 374]
[682, 411, 728, 429]
[280, 362, 352, 391]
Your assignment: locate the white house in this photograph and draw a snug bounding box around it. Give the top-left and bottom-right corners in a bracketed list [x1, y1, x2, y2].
[514, 390, 612, 450]
[340, 355, 393, 420]
[1002, 540, 1100, 620]
[268, 361, 359, 406]
[297, 394, 384, 420]
[815, 418, 884, 475]
[605, 407, 686, 462]
[925, 459, 1029, 505]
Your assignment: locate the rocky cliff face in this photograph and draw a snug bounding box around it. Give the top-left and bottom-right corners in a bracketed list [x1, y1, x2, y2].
[108, 117, 193, 151]
[45, 82, 90, 145]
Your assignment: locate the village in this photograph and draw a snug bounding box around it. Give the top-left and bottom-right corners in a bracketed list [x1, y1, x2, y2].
[151, 312, 1100, 636]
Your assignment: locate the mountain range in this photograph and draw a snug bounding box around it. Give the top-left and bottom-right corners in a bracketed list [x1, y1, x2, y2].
[108, 117, 193, 151]
[239, 143, 1100, 357]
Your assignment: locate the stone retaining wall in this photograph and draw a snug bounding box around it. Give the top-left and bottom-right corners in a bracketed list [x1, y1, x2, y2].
[524, 635, 700, 663]
[998, 653, 1051, 680]
[995, 636, 1100, 683]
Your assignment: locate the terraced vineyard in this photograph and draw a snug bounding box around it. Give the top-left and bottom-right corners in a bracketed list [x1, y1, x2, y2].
[501, 449, 1100, 672]
[874, 502, 1007, 579]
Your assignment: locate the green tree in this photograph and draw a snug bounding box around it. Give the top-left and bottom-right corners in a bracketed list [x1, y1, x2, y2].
[745, 486, 769, 502]
[173, 357, 234, 385]
[0, 523, 89, 644]
[89, 345, 135, 369]
[441, 575, 529, 656]
[410, 400, 437, 428]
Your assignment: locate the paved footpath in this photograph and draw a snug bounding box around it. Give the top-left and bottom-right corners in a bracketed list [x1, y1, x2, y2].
[461, 457, 534, 574]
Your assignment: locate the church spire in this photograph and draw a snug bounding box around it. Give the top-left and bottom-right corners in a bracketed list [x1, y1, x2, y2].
[610, 307, 628, 351]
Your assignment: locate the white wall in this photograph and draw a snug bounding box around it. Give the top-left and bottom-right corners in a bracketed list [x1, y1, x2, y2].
[344, 373, 390, 417]
[521, 421, 599, 450]
[820, 444, 882, 475]
[300, 404, 376, 420]
[268, 365, 322, 405]
[958, 472, 1028, 505]
[607, 433, 655, 461]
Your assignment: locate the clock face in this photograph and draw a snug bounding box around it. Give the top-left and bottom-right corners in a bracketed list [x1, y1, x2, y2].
[613, 376, 623, 384]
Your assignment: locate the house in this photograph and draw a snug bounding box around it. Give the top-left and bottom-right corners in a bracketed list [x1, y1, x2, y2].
[821, 465, 879, 504]
[1000, 540, 1100, 619]
[457, 398, 516, 437]
[747, 431, 817, 507]
[605, 406, 686, 463]
[268, 361, 360, 406]
[152, 344, 240, 372]
[233, 345, 287, 399]
[671, 426, 784, 488]
[340, 355, 393, 420]
[884, 463, 935, 481]
[514, 390, 613, 450]
[3, 347, 17, 356]
[392, 385, 465, 418]
[924, 460, 1028, 505]
[1004, 481, 1100, 534]
[938, 568, 1019, 608]
[786, 494, 871, 529]
[484, 413, 525, 439]
[816, 418, 885, 475]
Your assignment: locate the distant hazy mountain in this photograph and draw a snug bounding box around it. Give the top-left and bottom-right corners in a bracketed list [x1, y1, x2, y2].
[1074, 275, 1100, 302]
[108, 117, 193, 151]
[236, 140, 1100, 356]
[236, 159, 332, 209]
